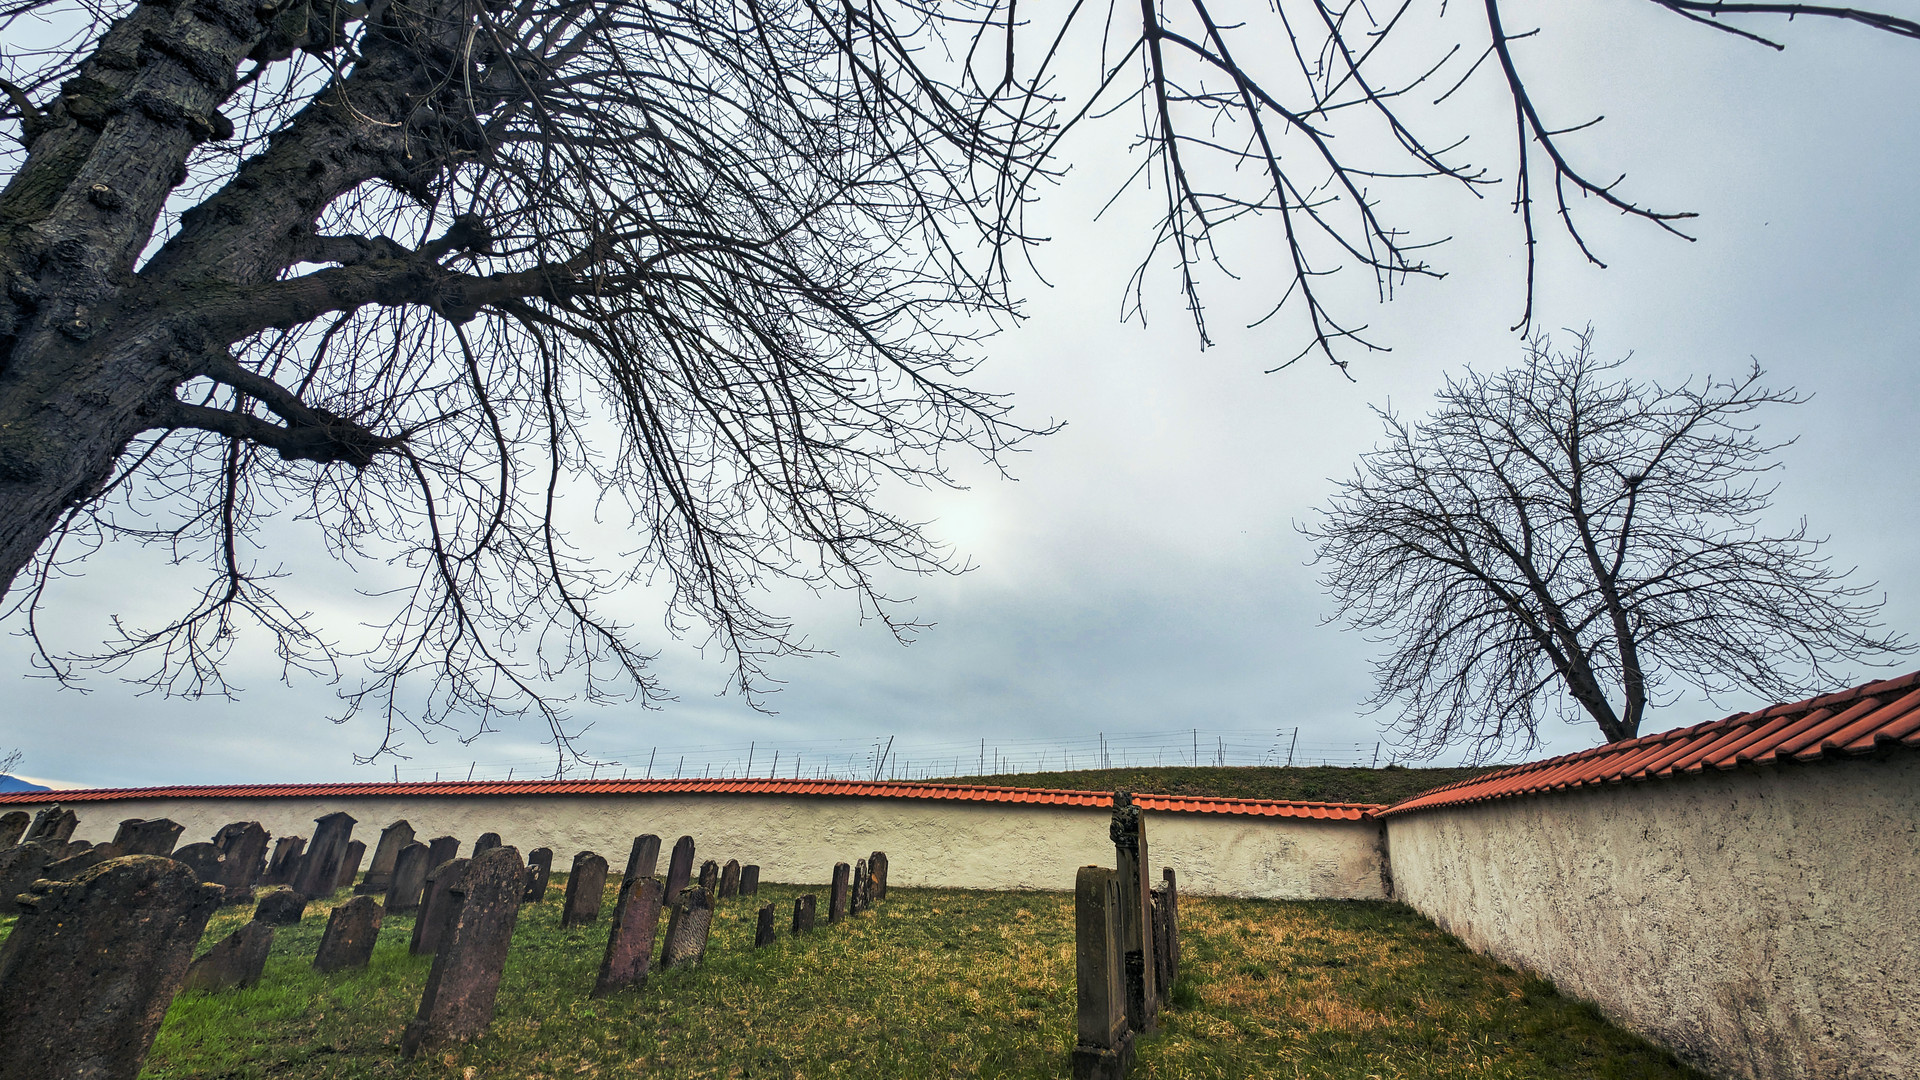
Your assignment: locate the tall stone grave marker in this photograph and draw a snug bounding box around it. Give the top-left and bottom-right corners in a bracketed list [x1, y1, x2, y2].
[293, 811, 357, 898]
[524, 847, 554, 901]
[212, 822, 269, 900]
[661, 886, 715, 969]
[23, 805, 77, 844]
[754, 903, 778, 947]
[1070, 865, 1134, 1080]
[869, 851, 888, 901]
[473, 832, 502, 857]
[44, 842, 123, 881]
[1110, 791, 1158, 1034]
[624, 834, 661, 882]
[562, 851, 609, 927]
[401, 846, 525, 1057]
[411, 858, 471, 956]
[169, 843, 228, 896]
[0, 811, 30, 847]
[593, 876, 665, 997]
[0, 856, 223, 1080]
[314, 894, 384, 973]
[386, 842, 432, 913]
[333, 840, 367, 891]
[740, 864, 760, 896]
[264, 836, 305, 886]
[113, 818, 183, 856]
[426, 835, 460, 868]
[828, 862, 850, 924]
[1161, 868, 1181, 986]
[791, 893, 816, 933]
[697, 859, 719, 894]
[663, 835, 695, 905]
[719, 859, 740, 900]
[851, 858, 869, 914]
[182, 921, 273, 993]
[358, 820, 415, 895]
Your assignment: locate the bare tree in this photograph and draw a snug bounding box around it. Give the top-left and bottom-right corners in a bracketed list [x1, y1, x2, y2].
[1304, 331, 1907, 760]
[1, 0, 1916, 764]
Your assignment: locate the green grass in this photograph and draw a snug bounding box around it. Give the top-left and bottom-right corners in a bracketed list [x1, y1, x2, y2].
[110, 875, 1704, 1079]
[937, 765, 1501, 806]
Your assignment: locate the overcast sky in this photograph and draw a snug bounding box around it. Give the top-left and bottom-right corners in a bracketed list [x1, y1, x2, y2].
[6, 2, 1919, 789]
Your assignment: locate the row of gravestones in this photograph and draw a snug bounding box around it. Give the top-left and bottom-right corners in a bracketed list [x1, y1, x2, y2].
[1071, 792, 1183, 1080]
[0, 804, 891, 1080]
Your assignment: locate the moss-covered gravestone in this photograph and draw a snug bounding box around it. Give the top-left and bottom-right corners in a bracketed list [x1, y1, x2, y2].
[252, 887, 308, 926]
[182, 921, 274, 993]
[411, 858, 470, 956]
[593, 876, 664, 997]
[386, 842, 431, 913]
[661, 886, 714, 969]
[791, 893, 816, 934]
[401, 846, 525, 1057]
[314, 894, 384, 973]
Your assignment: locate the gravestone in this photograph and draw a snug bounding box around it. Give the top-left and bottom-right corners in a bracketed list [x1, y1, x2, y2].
[754, 903, 778, 947]
[252, 887, 308, 926]
[0, 841, 53, 901]
[426, 835, 460, 868]
[400, 846, 525, 1057]
[263, 836, 305, 886]
[113, 818, 183, 857]
[472, 832, 502, 857]
[869, 851, 888, 901]
[663, 836, 694, 905]
[314, 894, 384, 973]
[169, 843, 228, 897]
[1161, 867, 1181, 986]
[359, 820, 414, 894]
[44, 841, 124, 881]
[593, 876, 665, 997]
[523, 847, 554, 901]
[791, 893, 816, 934]
[740, 864, 760, 896]
[386, 842, 432, 913]
[562, 851, 608, 927]
[697, 859, 719, 894]
[623, 834, 661, 882]
[182, 921, 274, 993]
[660, 886, 715, 969]
[411, 858, 470, 956]
[23, 805, 77, 844]
[850, 858, 869, 914]
[1150, 887, 1171, 1012]
[1110, 791, 1158, 1034]
[0, 811, 28, 848]
[0, 856, 223, 1080]
[719, 859, 740, 900]
[293, 811, 357, 898]
[212, 822, 269, 900]
[1071, 865, 1134, 1080]
[333, 840, 367, 891]
[55, 839, 91, 859]
[828, 862, 850, 924]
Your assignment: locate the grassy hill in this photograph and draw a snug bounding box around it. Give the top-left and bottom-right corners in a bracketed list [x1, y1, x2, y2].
[933, 764, 1503, 806]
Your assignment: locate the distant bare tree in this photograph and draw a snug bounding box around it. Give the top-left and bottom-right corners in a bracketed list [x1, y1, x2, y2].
[1304, 331, 1907, 760]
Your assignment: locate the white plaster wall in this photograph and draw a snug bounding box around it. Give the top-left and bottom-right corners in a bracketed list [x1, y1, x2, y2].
[8, 793, 1388, 899]
[1386, 755, 1920, 1080]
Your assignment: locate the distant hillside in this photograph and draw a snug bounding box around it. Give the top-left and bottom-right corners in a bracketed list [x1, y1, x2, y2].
[935, 764, 1503, 806]
[0, 775, 50, 793]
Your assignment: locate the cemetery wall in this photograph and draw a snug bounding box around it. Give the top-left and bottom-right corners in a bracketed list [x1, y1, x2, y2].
[1383, 753, 1920, 1080]
[5, 789, 1390, 899]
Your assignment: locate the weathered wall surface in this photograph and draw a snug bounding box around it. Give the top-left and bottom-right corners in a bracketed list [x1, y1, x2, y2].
[9, 792, 1388, 899]
[1386, 755, 1920, 1080]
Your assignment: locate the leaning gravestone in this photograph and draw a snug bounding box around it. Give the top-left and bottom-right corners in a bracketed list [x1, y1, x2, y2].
[0, 841, 53, 901]
[1110, 792, 1158, 1035]
[113, 818, 184, 857]
[828, 862, 850, 924]
[562, 851, 609, 927]
[44, 841, 124, 881]
[754, 903, 778, 948]
[386, 842, 432, 913]
[0, 810, 28, 848]
[661, 886, 715, 969]
[593, 876, 665, 997]
[24, 805, 77, 844]
[169, 843, 228, 899]
[181, 920, 274, 993]
[264, 836, 306, 886]
[358, 820, 415, 894]
[740, 864, 760, 896]
[411, 858, 471, 956]
[1150, 886, 1171, 1012]
[1071, 865, 1134, 1080]
[314, 894, 384, 973]
[624, 834, 661, 882]
[524, 847, 554, 901]
[1161, 868, 1181, 983]
[473, 832, 502, 857]
[697, 859, 719, 894]
[334, 840, 368, 891]
[293, 811, 357, 898]
[0, 856, 223, 1080]
[426, 835, 460, 868]
[869, 851, 889, 901]
[213, 822, 269, 900]
[851, 858, 869, 914]
[401, 846, 525, 1057]
[252, 887, 308, 926]
[791, 893, 816, 934]
[719, 859, 741, 900]
[663, 835, 694, 905]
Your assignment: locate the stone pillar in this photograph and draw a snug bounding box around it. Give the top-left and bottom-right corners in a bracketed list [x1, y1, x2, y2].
[791, 893, 816, 934]
[523, 847, 554, 901]
[426, 836, 460, 868]
[869, 851, 888, 901]
[386, 842, 432, 913]
[182, 921, 273, 993]
[0, 856, 223, 1080]
[1071, 865, 1134, 1080]
[593, 876, 665, 997]
[358, 820, 415, 895]
[661, 886, 715, 969]
[623, 835, 661, 882]
[334, 840, 367, 891]
[293, 812, 357, 898]
[697, 859, 719, 894]
[0, 811, 27, 848]
[24, 805, 77, 844]
[252, 888, 308, 925]
[411, 858, 470, 956]
[472, 832, 502, 857]
[213, 822, 269, 900]
[401, 847, 525, 1057]
[263, 836, 305, 886]
[828, 862, 850, 924]
[719, 859, 740, 900]
[113, 818, 183, 856]
[754, 903, 778, 947]
[314, 894, 384, 973]
[1110, 791, 1157, 1034]
[740, 864, 760, 896]
[851, 859, 870, 914]
[663, 835, 695, 906]
[562, 851, 609, 927]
